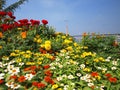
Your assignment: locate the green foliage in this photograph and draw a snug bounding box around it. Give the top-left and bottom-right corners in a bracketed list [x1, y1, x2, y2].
[81, 33, 120, 58]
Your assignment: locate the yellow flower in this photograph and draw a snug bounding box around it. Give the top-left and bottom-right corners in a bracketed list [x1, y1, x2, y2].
[63, 39, 72, 44]
[33, 87, 38, 90]
[17, 28, 23, 30]
[99, 57, 105, 62]
[45, 40, 51, 45]
[60, 49, 67, 53]
[10, 52, 16, 56]
[34, 38, 37, 42]
[52, 84, 58, 89]
[62, 35, 66, 39]
[14, 50, 20, 53]
[83, 68, 91, 72]
[37, 62, 42, 65]
[24, 54, 31, 58]
[57, 88, 62, 90]
[74, 42, 78, 47]
[37, 38, 42, 43]
[83, 46, 88, 49]
[96, 76, 101, 80]
[45, 44, 51, 51]
[40, 44, 45, 48]
[0, 45, 2, 49]
[66, 46, 73, 51]
[94, 59, 99, 62]
[26, 62, 32, 65]
[26, 50, 32, 54]
[16, 58, 22, 63]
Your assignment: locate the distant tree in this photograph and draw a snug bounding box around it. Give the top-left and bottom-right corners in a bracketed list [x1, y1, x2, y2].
[0, 0, 28, 12]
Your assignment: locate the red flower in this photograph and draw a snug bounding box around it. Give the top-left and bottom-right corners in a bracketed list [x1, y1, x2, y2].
[30, 19, 40, 26]
[32, 81, 39, 86]
[105, 73, 112, 78]
[44, 76, 54, 85]
[31, 71, 36, 75]
[18, 76, 26, 82]
[7, 12, 13, 17]
[43, 64, 50, 69]
[42, 19, 48, 25]
[0, 11, 6, 16]
[44, 70, 52, 76]
[30, 65, 37, 71]
[10, 75, 17, 80]
[0, 79, 4, 84]
[108, 77, 117, 83]
[37, 82, 46, 88]
[91, 72, 99, 77]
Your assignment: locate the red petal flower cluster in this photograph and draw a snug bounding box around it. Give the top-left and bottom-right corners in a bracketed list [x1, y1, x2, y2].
[0, 79, 4, 84]
[44, 76, 54, 85]
[32, 81, 46, 88]
[91, 72, 99, 77]
[42, 19, 48, 25]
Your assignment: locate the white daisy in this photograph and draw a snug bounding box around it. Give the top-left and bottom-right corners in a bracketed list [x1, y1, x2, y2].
[25, 73, 34, 80]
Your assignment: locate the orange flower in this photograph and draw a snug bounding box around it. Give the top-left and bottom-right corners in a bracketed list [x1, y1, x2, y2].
[91, 72, 99, 77]
[37, 82, 46, 88]
[21, 31, 27, 39]
[18, 76, 26, 82]
[0, 32, 3, 38]
[10, 75, 17, 80]
[108, 77, 117, 83]
[43, 64, 50, 69]
[44, 70, 52, 76]
[0, 79, 4, 84]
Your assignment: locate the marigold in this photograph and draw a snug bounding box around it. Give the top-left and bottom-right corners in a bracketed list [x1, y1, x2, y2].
[37, 82, 46, 88]
[21, 31, 27, 39]
[0, 79, 4, 84]
[52, 84, 58, 89]
[45, 44, 51, 51]
[18, 76, 26, 82]
[91, 72, 99, 77]
[0, 32, 3, 38]
[108, 77, 117, 83]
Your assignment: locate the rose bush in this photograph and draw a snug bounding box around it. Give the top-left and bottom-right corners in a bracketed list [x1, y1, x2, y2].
[0, 11, 120, 90]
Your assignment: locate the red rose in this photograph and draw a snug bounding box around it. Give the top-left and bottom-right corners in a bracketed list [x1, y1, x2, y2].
[42, 19, 48, 25]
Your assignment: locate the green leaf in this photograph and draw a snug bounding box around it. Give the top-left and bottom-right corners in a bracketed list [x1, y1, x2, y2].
[83, 87, 92, 90]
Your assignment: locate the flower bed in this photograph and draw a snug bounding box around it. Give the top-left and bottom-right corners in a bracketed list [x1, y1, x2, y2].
[0, 11, 120, 90]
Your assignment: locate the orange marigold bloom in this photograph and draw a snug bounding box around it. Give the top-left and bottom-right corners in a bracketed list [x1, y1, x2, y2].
[10, 75, 17, 80]
[21, 31, 27, 39]
[108, 77, 117, 83]
[91, 72, 99, 77]
[18, 76, 26, 82]
[105, 73, 112, 78]
[0, 79, 4, 84]
[44, 76, 54, 85]
[37, 82, 46, 88]
[44, 70, 52, 76]
[43, 64, 50, 69]
[0, 32, 3, 38]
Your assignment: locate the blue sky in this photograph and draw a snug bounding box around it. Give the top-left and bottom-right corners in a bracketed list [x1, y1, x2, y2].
[6, 0, 120, 35]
